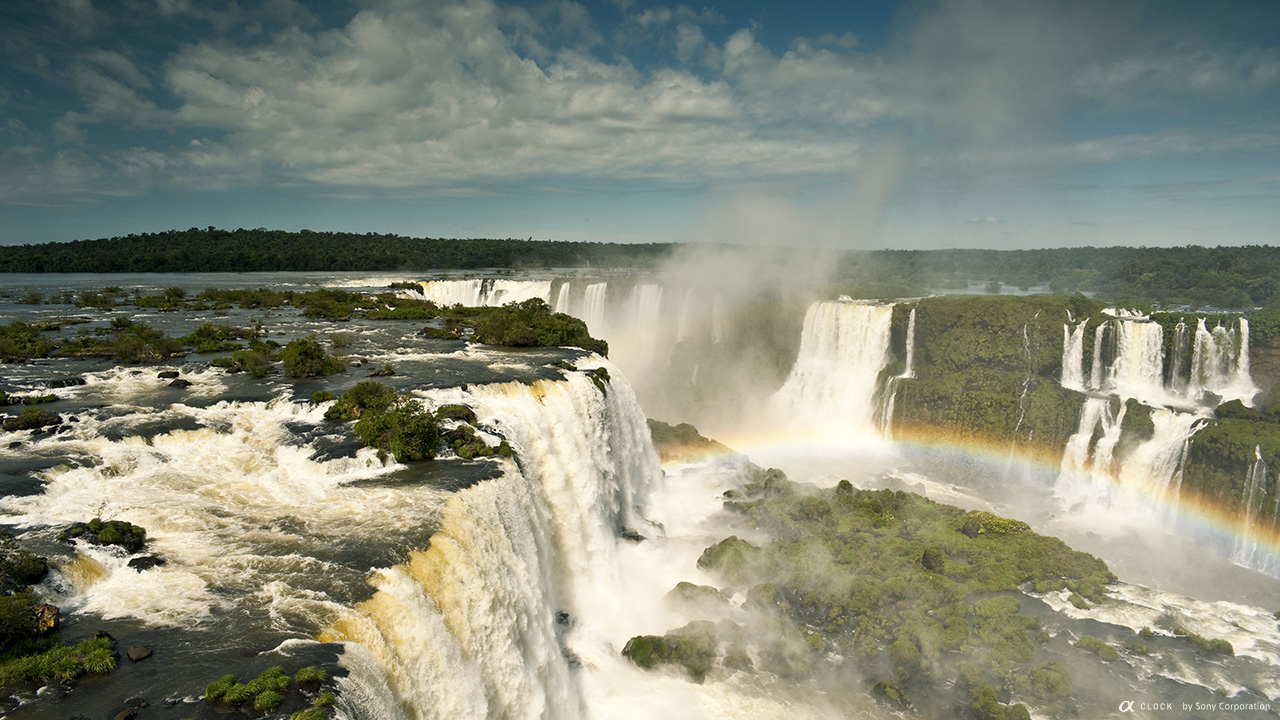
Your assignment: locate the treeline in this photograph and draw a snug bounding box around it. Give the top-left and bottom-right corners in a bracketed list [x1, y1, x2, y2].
[4, 230, 1279, 309]
[837, 245, 1280, 308]
[0, 228, 673, 272]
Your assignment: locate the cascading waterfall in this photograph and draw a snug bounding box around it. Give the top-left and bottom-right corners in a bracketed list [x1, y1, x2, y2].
[1062, 319, 1088, 391]
[326, 365, 662, 720]
[879, 306, 916, 437]
[1115, 409, 1205, 503]
[1189, 317, 1258, 405]
[1168, 320, 1190, 394]
[1089, 322, 1108, 391]
[774, 300, 895, 439]
[1232, 447, 1272, 572]
[1055, 398, 1127, 507]
[1107, 318, 1167, 403]
[417, 280, 553, 308]
[581, 283, 608, 335]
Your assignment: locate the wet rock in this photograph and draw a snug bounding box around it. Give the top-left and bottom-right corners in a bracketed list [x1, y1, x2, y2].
[367, 367, 394, 377]
[127, 555, 166, 571]
[113, 708, 136, 720]
[93, 629, 116, 642]
[31, 603, 59, 634]
[127, 645, 152, 662]
[619, 529, 646, 543]
[167, 378, 193, 388]
[157, 370, 180, 379]
[7, 441, 20, 449]
[43, 377, 86, 389]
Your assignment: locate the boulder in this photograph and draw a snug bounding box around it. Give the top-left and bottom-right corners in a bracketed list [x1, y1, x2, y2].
[31, 603, 59, 634]
[157, 370, 180, 379]
[126, 645, 152, 662]
[43, 377, 86, 389]
[127, 555, 166, 571]
[167, 378, 193, 388]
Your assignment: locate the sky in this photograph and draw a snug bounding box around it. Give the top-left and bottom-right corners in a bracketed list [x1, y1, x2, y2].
[0, 0, 1277, 250]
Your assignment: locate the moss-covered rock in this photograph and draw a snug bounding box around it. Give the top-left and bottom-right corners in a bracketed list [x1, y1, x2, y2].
[58, 519, 147, 554]
[0, 530, 48, 594]
[622, 621, 718, 682]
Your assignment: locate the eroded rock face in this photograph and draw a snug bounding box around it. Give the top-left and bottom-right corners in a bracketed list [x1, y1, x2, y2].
[31, 603, 59, 634]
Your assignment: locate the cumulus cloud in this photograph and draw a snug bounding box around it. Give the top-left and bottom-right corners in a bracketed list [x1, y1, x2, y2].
[1, 0, 1277, 229]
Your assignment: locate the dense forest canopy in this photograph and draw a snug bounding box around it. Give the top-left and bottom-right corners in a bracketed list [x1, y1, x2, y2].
[1, 230, 1278, 309]
[0, 228, 674, 273]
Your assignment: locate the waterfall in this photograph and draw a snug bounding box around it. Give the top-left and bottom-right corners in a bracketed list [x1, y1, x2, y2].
[676, 289, 695, 342]
[581, 283, 608, 335]
[1168, 320, 1189, 393]
[1062, 319, 1088, 391]
[417, 280, 552, 308]
[902, 306, 917, 379]
[1108, 319, 1166, 403]
[1055, 398, 1126, 507]
[1232, 446, 1271, 570]
[631, 285, 664, 329]
[1115, 409, 1205, 503]
[1189, 317, 1259, 405]
[880, 307, 917, 437]
[327, 364, 661, 720]
[554, 282, 573, 315]
[1089, 322, 1108, 390]
[774, 300, 895, 438]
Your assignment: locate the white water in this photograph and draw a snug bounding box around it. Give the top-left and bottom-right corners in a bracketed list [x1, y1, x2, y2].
[1232, 447, 1277, 574]
[1061, 320, 1088, 391]
[879, 306, 916, 437]
[1190, 317, 1259, 405]
[773, 301, 895, 440]
[416, 280, 553, 307]
[327, 365, 668, 720]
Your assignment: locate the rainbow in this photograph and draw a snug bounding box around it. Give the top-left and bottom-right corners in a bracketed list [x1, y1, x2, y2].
[697, 422, 1280, 576]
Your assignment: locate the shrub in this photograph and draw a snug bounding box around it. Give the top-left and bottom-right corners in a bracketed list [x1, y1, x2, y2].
[295, 665, 328, 684]
[254, 690, 283, 712]
[325, 381, 395, 421]
[280, 337, 344, 378]
[206, 673, 237, 700]
[353, 396, 440, 462]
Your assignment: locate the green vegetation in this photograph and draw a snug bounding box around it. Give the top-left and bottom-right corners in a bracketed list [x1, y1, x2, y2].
[892, 295, 1099, 455]
[646, 419, 735, 462]
[180, 322, 255, 353]
[0, 228, 673, 273]
[324, 381, 396, 421]
[59, 318, 184, 363]
[324, 382, 515, 462]
[1, 407, 60, 432]
[0, 634, 117, 689]
[434, 298, 608, 355]
[353, 396, 440, 462]
[205, 664, 337, 718]
[0, 391, 58, 407]
[627, 467, 1118, 716]
[622, 621, 718, 682]
[57, 518, 148, 554]
[1074, 636, 1119, 661]
[1181, 417, 1280, 531]
[0, 321, 57, 361]
[280, 337, 345, 378]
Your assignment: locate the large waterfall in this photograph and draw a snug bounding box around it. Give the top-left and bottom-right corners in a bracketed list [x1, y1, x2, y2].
[325, 366, 662, 720]
[1053, 312, 1255, 518]
[416, 279, 553, 307]
[772, 300, 896, 438]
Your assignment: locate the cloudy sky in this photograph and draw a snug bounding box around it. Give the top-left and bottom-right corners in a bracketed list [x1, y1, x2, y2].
[1, 0, 1277, 249]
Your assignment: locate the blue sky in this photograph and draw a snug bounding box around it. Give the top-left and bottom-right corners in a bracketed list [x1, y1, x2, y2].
[1, 0, 1277, 249]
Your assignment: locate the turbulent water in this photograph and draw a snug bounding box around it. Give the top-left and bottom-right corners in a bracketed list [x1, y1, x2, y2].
[1, 273, 1278, 719]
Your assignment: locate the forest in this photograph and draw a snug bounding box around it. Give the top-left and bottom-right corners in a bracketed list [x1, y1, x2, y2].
[1, 231, 1279, 310]
[0, 228, 673, 273]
